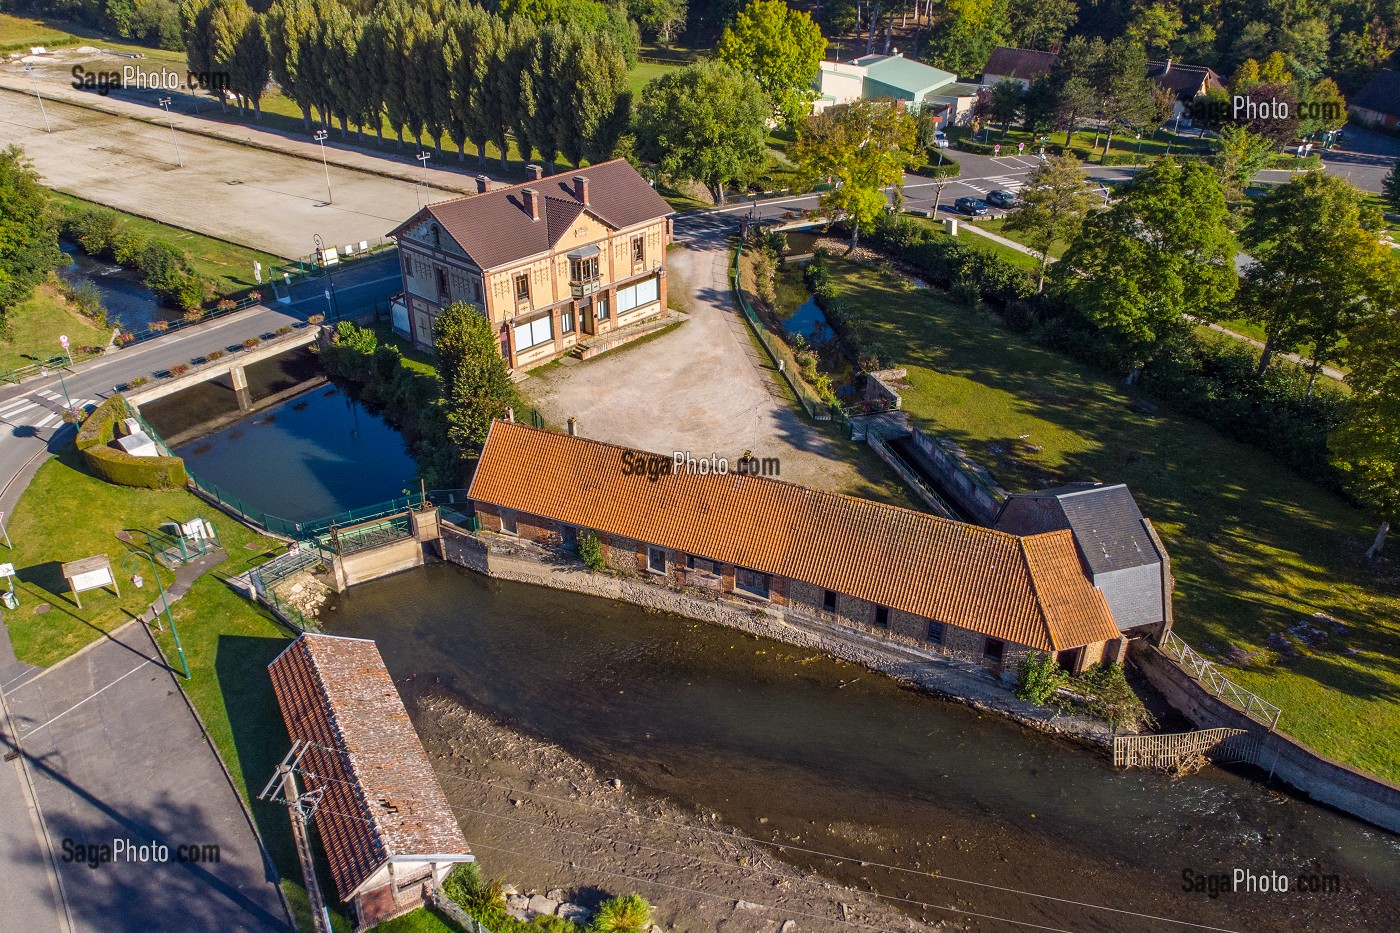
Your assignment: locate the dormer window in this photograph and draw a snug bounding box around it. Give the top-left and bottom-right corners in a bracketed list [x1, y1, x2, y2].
[431, 224, 441, 249]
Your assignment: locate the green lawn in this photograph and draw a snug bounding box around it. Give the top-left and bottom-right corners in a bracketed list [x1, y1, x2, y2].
[957, 123, 1214, 159]
[0, 12, 79, 49]
[1, 282, 109, 373]
[907, 215, 1042, 272]
[824, 255, 1400, 781]
[627, 58, 683, 96]
[966, 216, 1068, 261]
[369, 909, 461, 933]
[49, 191, 284, 294]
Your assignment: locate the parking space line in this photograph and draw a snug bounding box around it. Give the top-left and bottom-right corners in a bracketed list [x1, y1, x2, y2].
[15, 658, 157, 738]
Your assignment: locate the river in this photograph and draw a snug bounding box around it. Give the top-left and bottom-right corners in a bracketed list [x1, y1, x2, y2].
[58, 239, 176, 332]
[324, 564, 1400, 932]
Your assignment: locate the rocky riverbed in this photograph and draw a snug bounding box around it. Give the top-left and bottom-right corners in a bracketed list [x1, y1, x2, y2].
[401, 683, 931, 932]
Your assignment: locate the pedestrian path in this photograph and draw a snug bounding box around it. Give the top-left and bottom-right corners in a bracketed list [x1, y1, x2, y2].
[0, 393, 98, 435]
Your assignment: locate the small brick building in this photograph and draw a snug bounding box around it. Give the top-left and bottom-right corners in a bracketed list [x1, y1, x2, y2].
[268, 634, 474, 930]
[467, 422, 1127, 677]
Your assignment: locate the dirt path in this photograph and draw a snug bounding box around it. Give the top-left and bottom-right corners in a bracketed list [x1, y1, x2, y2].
[406, 689, 931, 932]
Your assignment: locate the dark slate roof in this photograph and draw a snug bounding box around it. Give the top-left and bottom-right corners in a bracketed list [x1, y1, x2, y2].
[995, 484, 1162, 574]
[1352, 70, 1400, 118]
[982, 47, 1058, 81]
[1146, 61, 1225, 101]
[388, 159, 672, 271]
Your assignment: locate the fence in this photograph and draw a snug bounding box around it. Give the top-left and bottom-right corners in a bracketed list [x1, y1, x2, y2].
[1113, 727, 1260, 770]
[0, 356, 69, 387]
[1160, 630, 1283, 730]
[731, 241, 839, 422]
[330, 512, 414, 556]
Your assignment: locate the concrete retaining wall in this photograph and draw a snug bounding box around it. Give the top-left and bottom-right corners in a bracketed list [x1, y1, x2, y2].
[334, 537, 425, 590]
[1135, 645, 1400, 833]
[907, 427, 1007, 526]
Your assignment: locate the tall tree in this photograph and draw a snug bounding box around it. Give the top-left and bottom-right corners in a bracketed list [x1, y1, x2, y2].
[179, 0, 218, 84]
[1003, 154, 1095, 291]
[1049, 36, 1105, 147]
[1384, 160, 1400, 214]
[628, 0, 687, 45]
[1054, 158, 1237, 366]
[1332, 297, 1400, 557]
[633, 61, 769, 205]
[1241, 171, 1395, 390]
[517, 22, 569, 172]
[715, 0, 826, 128]
[228, 4, 270, 119]
[926, 0, 1010, 76]
[791, 98, 917, 250]
[1300, 77, 1347, 137]
[1212, 124, 1276, 200]
[989, 79, 1024, 135]
[433, 301, 515, 454]
[266, 0, 319, 129]
[1094, 39, 1155, 152]
[482, 14, 534, 170]
[0, 146, 62, 331]
[365, 0, 418, 146]
[1006, 0, 1075, 51]
[445, 2, 491, 162]
[461, 11, 508, 166]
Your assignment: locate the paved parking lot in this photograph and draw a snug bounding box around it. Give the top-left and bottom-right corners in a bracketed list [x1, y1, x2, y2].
[3, 620, 287, 933]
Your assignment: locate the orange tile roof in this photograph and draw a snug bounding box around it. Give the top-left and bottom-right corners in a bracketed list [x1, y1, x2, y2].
[467, 422, 1121, 651]
[268, 634, 472, 901]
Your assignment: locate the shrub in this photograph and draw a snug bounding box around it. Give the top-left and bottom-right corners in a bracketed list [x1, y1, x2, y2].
[307, 314, 325, 325]
[183, 309, 205, 324]
[248, 290, 262, 302]
[242, 337, 261, 349]
[216, 299, 237, 312]
[589, 895, 651, 933]
[1015, 652, 1068, 706]
[128, 375, 149, 387]
[579, 532, 605, 572]
[1075, 662, 1154, 733]
[206, 350, 225, 361]
[276, 325, 293, 335]
[168, 363, 191, 376]
[150, 320, 169, 332]
[75, 396, 187, 489]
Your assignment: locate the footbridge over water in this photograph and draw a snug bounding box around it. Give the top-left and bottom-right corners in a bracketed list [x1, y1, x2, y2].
[123, 326, 322, 413]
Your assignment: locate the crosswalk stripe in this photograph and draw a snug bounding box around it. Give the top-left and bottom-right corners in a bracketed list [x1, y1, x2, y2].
[36, 412, 59, 428]
[35, 389, 59, 400]
[0, 401, 37, 419]
[0, 398, 33, 416]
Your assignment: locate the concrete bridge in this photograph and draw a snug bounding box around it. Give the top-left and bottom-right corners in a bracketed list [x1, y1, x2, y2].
[125, 326, 322, 413]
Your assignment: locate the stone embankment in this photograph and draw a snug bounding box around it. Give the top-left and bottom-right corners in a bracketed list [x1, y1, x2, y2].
[440, 527, 1119, 751]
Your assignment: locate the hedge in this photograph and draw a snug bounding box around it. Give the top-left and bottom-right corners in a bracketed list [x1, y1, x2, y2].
[915, 153, 961, 177]
[76, 396, 189, 489]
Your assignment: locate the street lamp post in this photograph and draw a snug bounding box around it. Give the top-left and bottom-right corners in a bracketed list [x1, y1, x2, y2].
[122, 550, 189, 678]
[313, 129, 332, 204]
[417, 150, 432, 206]
[157, 97, 183, 167]
[313, 234, 340, 319]
[24, 64, 51, 133]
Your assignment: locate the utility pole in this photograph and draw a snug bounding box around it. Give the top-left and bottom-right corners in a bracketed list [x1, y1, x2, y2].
[260, 747, 333, 933]
[157, 97, 182, 167]
[314, 130, 333, 204]
[417, 150, 432, 207]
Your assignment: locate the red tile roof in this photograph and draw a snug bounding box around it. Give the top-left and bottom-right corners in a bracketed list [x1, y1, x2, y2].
[389, 159, 672, 271]
[267, 634, 471, 901]
[467, 422, 1121, 651]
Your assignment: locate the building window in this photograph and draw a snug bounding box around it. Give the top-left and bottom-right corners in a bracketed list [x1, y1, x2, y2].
[500, 510, 517, 535]
[648, 547, 666, 574]
[874, 605, 889, 628]
[514, 272, 531, 303]
[469, 277, 483, 303]
[823, 589, 837, 612]
[402, 255, 412, 278]
[436, 266, 449, 300]
[927, 621, 944, 645]
[569, 255, 599, 283]
[736, 568, 769, 598]
[616, 276, 659, 315]
[984, 638, 1005, 662]
[631, 235, 645, 265]
[596, 295, 609, 320]
[512, 313, 553, 351]
[562, 310, 574, 334]
[561, 525, 578, 547]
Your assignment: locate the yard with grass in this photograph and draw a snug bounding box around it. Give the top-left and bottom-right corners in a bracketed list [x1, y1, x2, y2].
[0, 282, 109, 373]
[822, 254, 1400, 781]
[3, 448, 355, 931]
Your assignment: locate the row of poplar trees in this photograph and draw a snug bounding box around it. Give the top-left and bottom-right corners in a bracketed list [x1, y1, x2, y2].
[178, 0, 631, 172]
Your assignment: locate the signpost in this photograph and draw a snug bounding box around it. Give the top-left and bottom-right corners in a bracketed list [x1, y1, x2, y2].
[993, 144, 1001, 157]
[0, 511, 10, 549]
[59, 333, 70, 365]
[0, 562, 16, 610]
[62, 555, 119, 609]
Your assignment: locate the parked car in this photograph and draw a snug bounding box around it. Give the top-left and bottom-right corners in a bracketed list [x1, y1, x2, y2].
[986, 189, 1017, 208]
[933, 131, 949, 148]
[954, 197, 988, 216]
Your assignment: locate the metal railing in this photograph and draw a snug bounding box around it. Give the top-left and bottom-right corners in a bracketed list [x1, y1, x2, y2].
[1, 355, 69, 386]
[330, 513, 413, 555]
[1161, 630, 1283, 729]
[1113, 727, 1260, 769]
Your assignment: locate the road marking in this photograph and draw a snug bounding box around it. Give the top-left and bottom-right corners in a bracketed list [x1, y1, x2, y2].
[0, 397, 34, 415]
[0, 401, 37, 420]
[35, 389, 59, 401]
[15, 658, 158, 738]
[34, 412, 59, 428]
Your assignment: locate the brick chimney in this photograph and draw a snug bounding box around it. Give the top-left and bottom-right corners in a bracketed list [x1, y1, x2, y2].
[573, 175, 590, 205]
[475, 174, 490, 194]
[526, 163, 544, 181]
[522, 188, 540, 221]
